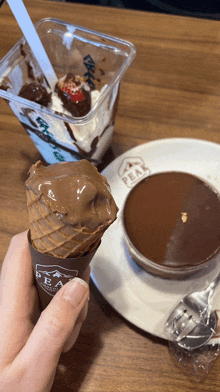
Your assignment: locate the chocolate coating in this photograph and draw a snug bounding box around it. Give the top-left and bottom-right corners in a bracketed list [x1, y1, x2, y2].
[123, 172, 220, 268]
[19, 82, 51, 106]
[26, 160, 118, 231]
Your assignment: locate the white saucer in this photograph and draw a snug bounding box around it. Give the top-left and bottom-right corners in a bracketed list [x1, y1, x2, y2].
[90, 138, 220, 342]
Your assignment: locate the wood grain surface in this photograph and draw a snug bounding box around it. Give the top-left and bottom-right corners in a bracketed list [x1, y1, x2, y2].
[1, 1, 220, 390]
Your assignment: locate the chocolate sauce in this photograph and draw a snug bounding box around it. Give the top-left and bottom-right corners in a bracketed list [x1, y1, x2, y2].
[123, 172, 220, 268]
[19, 82, 52, 106]
[0, 84, 9, 91]
[26, 61, 35, 80]
[20, 43, 26, 57]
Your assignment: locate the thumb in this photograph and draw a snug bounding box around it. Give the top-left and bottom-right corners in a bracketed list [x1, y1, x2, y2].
[12, 277, 89, 388]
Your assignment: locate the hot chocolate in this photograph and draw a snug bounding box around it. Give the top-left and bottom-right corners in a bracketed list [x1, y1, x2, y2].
[123, 172, 220, 268]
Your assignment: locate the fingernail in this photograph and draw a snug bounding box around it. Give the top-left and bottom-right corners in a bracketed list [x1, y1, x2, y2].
[62, 277, 89, 306]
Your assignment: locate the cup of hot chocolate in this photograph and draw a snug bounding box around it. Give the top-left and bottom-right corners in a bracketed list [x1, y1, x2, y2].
[0, 18, 136, 165]
[122, 171, 220, 279]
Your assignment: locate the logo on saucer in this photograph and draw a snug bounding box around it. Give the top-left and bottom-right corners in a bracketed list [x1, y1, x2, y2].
[35, 264, 78, 296]
[118, 157, 150, 187]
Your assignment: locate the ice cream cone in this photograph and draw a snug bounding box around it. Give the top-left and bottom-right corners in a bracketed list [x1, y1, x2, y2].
[25, 159, 118, 309]
[26, 188, 106, 258]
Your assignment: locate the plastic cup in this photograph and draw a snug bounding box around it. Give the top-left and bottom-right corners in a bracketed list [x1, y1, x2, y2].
[0, 18, 136, 165]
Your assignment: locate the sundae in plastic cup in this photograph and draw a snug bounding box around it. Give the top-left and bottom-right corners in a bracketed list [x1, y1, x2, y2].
[0, 18, 136, 165]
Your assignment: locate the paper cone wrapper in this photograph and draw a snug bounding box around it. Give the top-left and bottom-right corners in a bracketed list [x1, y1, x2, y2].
[28, 231, 99, 309]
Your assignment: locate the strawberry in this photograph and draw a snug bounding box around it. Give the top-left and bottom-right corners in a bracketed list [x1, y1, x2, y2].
[62, 82, 85, 103]
[55, 74, 91, 117]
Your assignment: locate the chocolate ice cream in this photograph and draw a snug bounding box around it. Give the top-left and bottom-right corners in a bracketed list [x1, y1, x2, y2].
[26, 159, 118, 258]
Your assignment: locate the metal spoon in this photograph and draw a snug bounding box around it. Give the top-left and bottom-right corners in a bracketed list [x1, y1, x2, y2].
[165, 273, 220, 350]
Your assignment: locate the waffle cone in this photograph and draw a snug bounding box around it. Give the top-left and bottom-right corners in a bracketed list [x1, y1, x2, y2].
[26, 189, 107, 258]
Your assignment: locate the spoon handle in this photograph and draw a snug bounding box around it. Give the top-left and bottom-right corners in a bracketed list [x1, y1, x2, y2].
[209, 272, 220, 290]
[203, 272, 220, 300]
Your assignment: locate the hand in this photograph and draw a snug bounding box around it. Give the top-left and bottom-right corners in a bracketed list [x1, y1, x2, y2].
[0, 231, 90, 392]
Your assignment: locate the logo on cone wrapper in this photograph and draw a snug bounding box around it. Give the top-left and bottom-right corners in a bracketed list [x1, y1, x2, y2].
[35, 264, 78, 296]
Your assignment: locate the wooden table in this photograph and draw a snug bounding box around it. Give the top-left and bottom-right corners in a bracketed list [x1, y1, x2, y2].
[1, 0, 220, 390]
